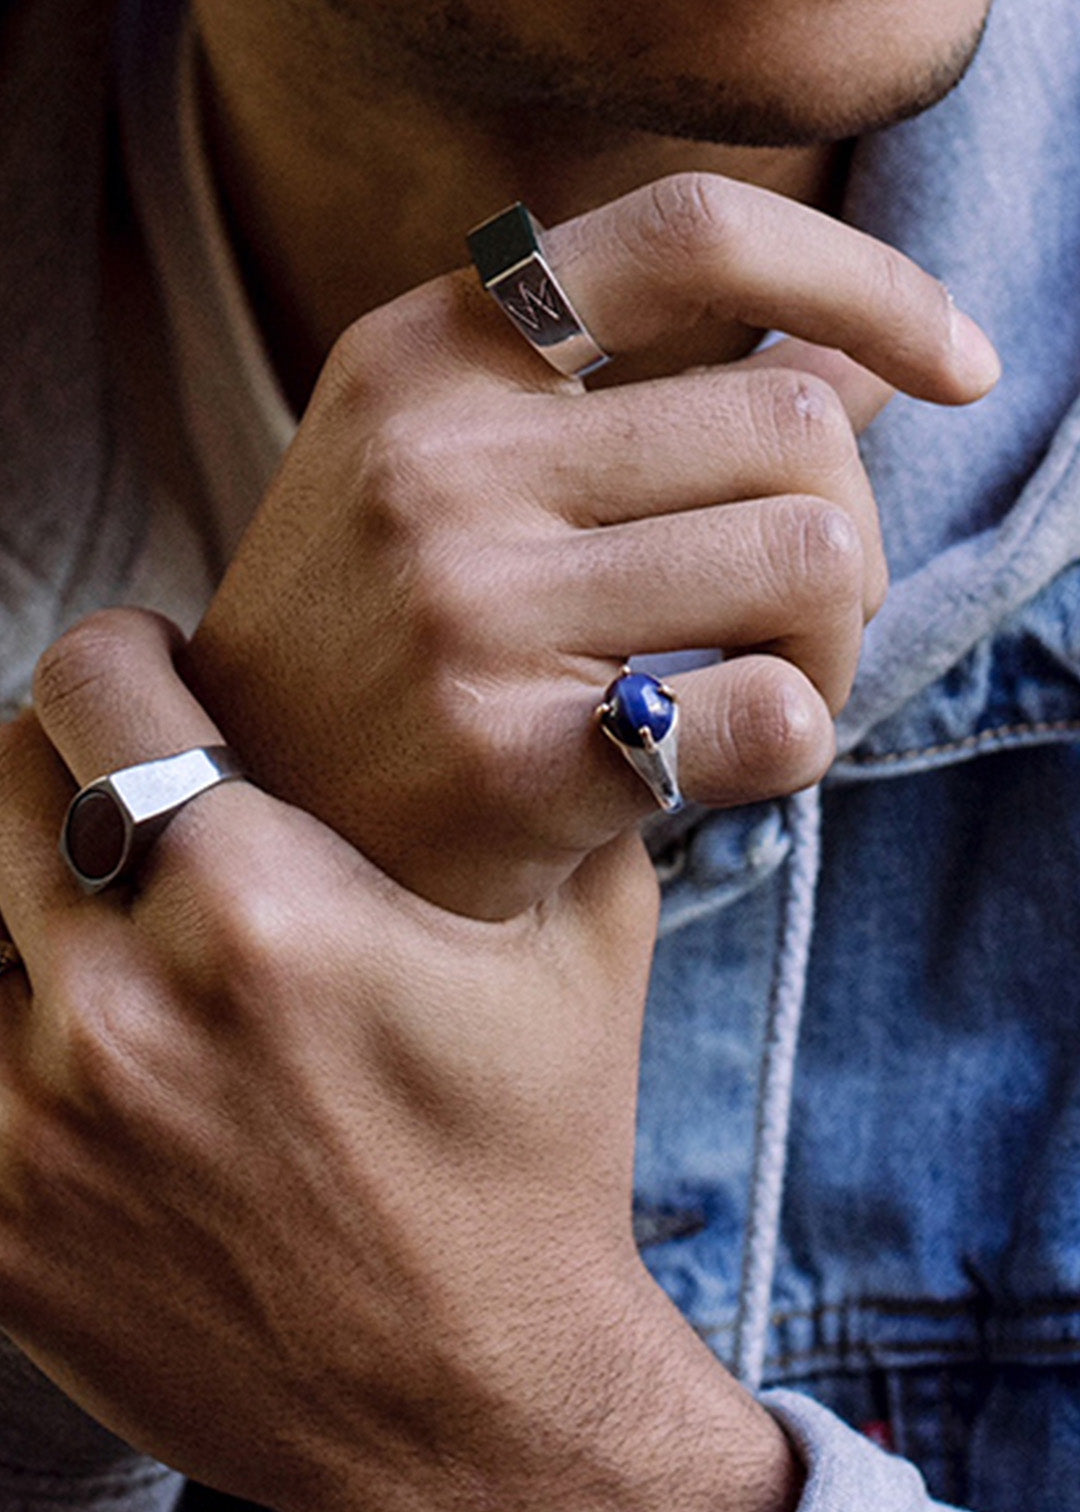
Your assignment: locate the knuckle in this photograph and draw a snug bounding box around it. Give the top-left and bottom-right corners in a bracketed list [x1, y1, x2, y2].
[33, 609, 150, 722]
[323, 314, 384, 402]
[144, 868, 291, 1017]
[359, 412, 470, 547]
[34, 614, 116, 716]
[201, 885, 286, 982]
[873, 241, 920, 314]
[771, 496, 865, 608]
[752, 369, 855, 467]
[361, 412, 433, 506]
[426, 668, 517, 787]
[723, 660, 835, 790]
[323, 284, 447, 407]
[641, 172, 740, 269]
[406, 539, 489, 658]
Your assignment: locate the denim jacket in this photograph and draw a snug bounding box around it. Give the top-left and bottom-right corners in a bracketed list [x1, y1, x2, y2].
[638, 1, 1080, 1505]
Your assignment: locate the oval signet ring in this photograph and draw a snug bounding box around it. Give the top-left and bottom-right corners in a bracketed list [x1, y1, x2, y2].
[60, 745, 244, 893]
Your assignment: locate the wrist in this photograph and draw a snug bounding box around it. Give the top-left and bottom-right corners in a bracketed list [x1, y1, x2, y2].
[543, 1264, 804, 1512]
[282, 1259, 803, 1512]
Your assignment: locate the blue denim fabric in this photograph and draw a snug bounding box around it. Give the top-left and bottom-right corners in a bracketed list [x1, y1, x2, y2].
[640, 740, 1080, 1508]
[634, 0, 1080, 1500]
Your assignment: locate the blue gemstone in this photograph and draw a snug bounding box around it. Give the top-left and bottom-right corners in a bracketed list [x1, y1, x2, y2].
[601, 672, 676, 749]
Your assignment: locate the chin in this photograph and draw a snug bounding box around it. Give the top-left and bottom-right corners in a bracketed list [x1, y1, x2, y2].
[331, 0, 996, 148]
[515, 0, 997, 147]
[647, 0, 997, 145]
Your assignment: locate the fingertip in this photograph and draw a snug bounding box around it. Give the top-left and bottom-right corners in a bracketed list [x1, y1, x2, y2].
[676, 657, 836, 807]
[948, 305, 1002, 402]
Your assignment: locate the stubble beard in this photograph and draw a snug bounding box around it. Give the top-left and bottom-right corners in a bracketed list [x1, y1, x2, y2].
[323, 0, 992, 147]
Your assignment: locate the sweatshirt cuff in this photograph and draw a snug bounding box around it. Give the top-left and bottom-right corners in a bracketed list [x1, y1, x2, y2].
[760, 1388, 966, 1512]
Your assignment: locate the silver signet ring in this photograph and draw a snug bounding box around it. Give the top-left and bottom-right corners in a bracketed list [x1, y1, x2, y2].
[467, 202, 610, 380]
[60, 745, 244, 893]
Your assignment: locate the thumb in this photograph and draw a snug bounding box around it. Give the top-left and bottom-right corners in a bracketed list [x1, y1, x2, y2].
[735, 336, 895, 435]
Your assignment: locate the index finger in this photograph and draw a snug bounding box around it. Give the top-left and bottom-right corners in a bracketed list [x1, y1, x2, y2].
[536, 173, 1000, 404]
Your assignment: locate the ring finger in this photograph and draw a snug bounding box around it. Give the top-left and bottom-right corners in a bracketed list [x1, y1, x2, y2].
[518, 494, 868, 713]
[518, 654, 835, 843]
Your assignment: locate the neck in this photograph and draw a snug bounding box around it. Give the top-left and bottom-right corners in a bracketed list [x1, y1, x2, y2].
[192, 3, 846, 409]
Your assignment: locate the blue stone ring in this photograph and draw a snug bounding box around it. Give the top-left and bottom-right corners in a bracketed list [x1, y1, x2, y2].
[596, 667, 684, 813]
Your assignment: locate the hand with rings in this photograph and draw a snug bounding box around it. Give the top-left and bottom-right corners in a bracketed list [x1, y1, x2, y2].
[0, 609, 810, 1511]
[187, 170, 1000, 924]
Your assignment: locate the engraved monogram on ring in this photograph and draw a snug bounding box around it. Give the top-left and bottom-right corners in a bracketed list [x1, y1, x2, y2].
[467, 202, 611, 379]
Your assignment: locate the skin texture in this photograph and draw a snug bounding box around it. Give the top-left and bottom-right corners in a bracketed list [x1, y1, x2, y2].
[284, 0, 993, 145]
[0, 0, 1002, 1505]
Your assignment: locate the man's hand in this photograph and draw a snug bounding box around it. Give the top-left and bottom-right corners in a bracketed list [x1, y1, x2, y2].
[188, 171, 1000, 919]
[0, 608, 803, 1512]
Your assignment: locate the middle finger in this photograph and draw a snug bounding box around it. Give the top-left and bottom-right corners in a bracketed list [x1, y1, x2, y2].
[496, 365, 886, 614]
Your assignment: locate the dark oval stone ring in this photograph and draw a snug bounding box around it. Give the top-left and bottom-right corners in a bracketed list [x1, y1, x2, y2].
[60, 745, 244, 893]
[596, 667, 684, 813]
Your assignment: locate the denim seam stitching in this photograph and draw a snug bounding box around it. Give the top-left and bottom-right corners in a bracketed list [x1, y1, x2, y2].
[697, 1292, 1080, 1330]
[845, 717, 1080, 767]
[763, 1335, 1080, 1371]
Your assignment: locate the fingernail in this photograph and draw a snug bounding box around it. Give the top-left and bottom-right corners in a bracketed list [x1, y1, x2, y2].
[950, 303, 1002, 395]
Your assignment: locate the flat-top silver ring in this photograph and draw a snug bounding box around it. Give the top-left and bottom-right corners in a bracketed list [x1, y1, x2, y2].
[467, 202, 610, 380]
[60, 745, 244, 893]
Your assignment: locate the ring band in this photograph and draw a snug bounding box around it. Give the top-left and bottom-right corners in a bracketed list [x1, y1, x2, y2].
[467, 202, 611, 379]
[60, 745, 244, 893]
[596, 667, 684, 813]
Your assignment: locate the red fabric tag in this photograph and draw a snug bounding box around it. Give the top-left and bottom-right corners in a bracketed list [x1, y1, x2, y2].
[861, 1419, 896, 1453]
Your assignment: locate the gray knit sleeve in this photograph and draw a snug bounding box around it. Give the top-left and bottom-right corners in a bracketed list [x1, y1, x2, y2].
[762, 1389, 966, 1512]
